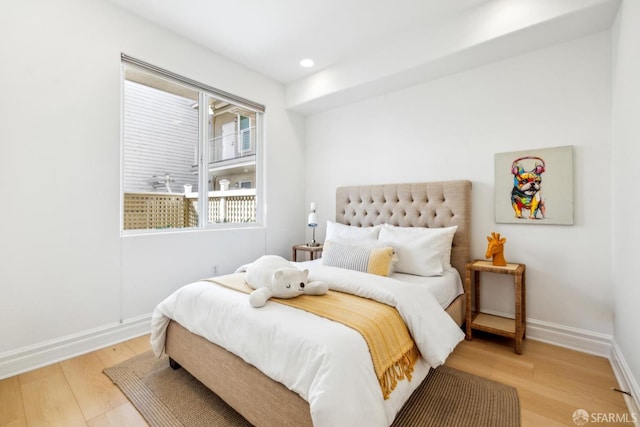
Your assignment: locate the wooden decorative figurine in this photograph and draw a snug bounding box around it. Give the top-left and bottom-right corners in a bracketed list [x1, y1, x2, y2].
[485, 232, 507, 266]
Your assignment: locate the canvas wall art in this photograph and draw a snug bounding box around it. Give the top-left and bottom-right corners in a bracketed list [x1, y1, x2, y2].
[495, 145, 574, 225]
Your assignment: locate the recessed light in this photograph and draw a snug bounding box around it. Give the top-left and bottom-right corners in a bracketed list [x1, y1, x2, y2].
[299, 58, 314, 68]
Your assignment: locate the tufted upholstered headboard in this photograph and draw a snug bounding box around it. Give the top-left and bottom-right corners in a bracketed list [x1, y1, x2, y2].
[335, 181, 472, 277]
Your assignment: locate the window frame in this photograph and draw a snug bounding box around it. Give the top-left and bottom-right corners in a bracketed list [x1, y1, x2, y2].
[120, 55, 265, 235]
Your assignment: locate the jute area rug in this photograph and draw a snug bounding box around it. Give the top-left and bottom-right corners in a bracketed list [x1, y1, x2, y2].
[104, 351, 520, 427]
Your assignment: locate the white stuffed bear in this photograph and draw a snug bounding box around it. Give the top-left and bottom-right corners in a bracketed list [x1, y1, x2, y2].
[245, 255, 328, 308]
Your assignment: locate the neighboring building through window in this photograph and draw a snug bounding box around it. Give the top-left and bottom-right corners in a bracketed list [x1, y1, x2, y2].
[121, 56, 263, 232]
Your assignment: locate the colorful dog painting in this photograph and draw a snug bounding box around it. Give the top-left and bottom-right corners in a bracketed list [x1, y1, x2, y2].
[495, 146, 573, 225]
[510, 156, 546, 220]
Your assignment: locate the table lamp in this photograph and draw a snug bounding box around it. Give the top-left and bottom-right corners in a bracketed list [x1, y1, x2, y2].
[307, 202, 319, 247]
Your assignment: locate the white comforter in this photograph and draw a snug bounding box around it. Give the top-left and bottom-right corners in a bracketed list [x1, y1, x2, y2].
[150, 263, 464, 427]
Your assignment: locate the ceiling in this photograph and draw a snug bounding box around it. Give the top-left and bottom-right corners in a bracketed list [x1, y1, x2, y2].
[105, 0, 489, 84]
[106, 0, 621, 114]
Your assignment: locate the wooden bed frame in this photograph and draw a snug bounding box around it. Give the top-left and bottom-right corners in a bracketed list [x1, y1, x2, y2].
[165, 180, 472, 427]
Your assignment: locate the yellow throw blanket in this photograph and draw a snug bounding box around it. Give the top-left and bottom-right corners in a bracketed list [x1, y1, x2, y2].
[205, 273, 420, 399]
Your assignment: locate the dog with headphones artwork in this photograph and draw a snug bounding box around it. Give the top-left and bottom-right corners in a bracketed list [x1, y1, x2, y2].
[511, 156, 546, 220]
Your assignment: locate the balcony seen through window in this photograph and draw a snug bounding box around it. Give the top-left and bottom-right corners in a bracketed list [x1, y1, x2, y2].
[121, 59, 263, 232]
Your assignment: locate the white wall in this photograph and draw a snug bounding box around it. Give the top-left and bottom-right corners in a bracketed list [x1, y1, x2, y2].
[612, 0, 640, 406]
[305, 33, 613, 335]
[0, 0, 305, 370]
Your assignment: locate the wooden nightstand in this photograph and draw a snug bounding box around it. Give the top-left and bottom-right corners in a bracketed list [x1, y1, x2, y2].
[292, 244, 323, 262]
[465, 260, 526, 354]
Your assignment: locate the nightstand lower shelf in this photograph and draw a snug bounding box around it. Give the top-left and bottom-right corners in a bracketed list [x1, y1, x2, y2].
[469, 312, 516, 336]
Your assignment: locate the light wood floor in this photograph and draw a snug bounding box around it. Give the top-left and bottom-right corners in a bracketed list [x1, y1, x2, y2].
[0, 333, 633, 427]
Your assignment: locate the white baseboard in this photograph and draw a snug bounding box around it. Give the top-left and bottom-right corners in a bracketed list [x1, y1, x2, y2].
[479, 309, 613, 356]
[0, 314, 152, 380]
[610, 340, 640, 425]
[525, 317, 613, 357]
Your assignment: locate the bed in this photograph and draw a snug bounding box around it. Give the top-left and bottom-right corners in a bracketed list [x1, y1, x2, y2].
[150, 180, 472, 427]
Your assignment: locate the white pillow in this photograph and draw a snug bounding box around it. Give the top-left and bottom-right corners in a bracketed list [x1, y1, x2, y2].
[325, 221, 381, 243]
[378, 224, 458, 276]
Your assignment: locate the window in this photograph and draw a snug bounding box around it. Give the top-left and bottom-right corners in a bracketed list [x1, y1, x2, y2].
[121, 55, 264, 232]
[239, 116, 252, 153]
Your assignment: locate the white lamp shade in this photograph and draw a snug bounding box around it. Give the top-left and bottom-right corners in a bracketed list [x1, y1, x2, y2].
[307, 212, 318, 227]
